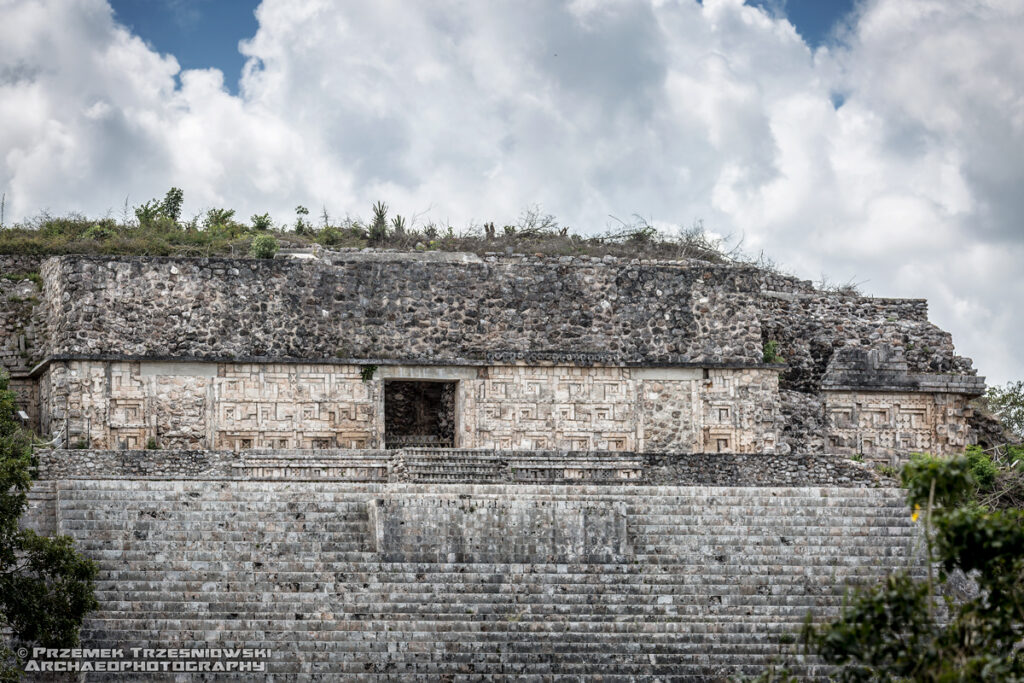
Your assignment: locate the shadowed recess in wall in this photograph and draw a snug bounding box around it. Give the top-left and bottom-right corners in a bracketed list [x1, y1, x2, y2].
[384, 380, 456, 448]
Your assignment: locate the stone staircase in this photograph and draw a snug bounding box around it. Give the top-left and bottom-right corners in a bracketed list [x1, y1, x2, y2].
[31, 480, 924, 681]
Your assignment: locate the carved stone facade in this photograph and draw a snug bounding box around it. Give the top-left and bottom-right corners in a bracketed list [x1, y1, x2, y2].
[820, 346, 982, 461]
[38, 360, 781, 454]
[825, 391, 973, 463]
[6, 253, 989, 458]
[40, 361, 378, 451]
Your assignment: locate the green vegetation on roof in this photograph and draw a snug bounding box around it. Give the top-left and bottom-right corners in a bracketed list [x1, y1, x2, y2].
[0, 188, 745, 263]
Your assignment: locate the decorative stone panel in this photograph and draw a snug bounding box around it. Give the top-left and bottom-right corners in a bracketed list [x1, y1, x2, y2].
[37, 360, 781, 453]
[825, 390, 973, 462]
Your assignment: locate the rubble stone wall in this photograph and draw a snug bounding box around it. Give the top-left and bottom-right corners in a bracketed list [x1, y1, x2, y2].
[39, 255, 767, 365]
[1, 257, 46, 369]
[40, 255, 979, 375]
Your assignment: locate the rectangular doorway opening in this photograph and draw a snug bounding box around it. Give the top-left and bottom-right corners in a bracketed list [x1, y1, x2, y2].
[384, 380, 456, 449]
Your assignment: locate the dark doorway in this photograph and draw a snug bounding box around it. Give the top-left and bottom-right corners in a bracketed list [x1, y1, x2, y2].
[384, 381, 456, 448]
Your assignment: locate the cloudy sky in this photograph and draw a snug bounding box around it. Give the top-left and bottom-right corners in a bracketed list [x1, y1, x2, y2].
[1, 0, 1022, 385]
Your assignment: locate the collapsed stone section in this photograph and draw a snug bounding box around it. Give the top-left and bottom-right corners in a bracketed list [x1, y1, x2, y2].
[757, 287, 971, 392]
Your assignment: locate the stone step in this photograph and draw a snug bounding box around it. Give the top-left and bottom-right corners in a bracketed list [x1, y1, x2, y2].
[26, 480, 921, 679]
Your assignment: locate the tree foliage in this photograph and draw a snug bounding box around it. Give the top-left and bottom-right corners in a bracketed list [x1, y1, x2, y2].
[985, 381, 1024, 440]
[799, 454, 1024, 682]
[0, 371, 98, 678]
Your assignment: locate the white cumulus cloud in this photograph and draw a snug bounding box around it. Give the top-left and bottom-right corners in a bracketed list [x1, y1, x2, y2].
[0, 0, 1022, 384]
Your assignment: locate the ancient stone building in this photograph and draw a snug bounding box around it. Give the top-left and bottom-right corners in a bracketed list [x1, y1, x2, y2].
[1, 249, 986, 678]
[5, 251, 984, 461]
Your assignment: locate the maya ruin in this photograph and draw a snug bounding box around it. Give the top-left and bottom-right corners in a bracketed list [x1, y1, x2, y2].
[1, 247, 992, 678]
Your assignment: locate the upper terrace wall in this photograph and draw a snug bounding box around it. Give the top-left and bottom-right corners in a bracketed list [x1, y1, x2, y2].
[3, 252, 985, 451]
[36, 254, 978, 378]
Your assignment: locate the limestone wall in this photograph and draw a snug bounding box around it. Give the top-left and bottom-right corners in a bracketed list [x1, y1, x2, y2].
[38, 360, 781, 453]
[2, 252, 991, 453]
[39, 254, 978, 378]
[0, 258, 46, 362]
[1, 255, 47, 427]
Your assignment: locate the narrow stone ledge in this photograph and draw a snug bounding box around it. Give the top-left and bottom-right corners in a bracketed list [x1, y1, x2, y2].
[35, 448, 883, 487]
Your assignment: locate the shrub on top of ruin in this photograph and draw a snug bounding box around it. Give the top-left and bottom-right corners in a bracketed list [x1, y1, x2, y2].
[134, 188, 185, 230]
[390, 214, 406, 239]
[82, 224, 113, 241]
[250, 213, 274, 232]
[159, 187, 184, 223]
[134, 200, 161, 227]
[293, 205, 312, 235]
[250, 235, 279, 260]
[515, 205, 561, 237]
[203, 207, 236, 231]
[603, 215, 657, 244]
[368, 201, 389, 243]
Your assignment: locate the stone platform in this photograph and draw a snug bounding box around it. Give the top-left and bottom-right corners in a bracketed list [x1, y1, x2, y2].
[24, 464, 925, 681]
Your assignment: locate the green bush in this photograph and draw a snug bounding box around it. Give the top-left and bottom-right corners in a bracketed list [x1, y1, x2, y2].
[762, 340, 783, 364]
[0, 371, 98, 669]
[801, 454, 1024, 681]
[203, 208, 237, 232]
[965, 445, 998, 490]
[82, 224, 113, 241]
[368, 201, 389, 243]
[294, 205, 312, 235]
[984, 381, 1024, 439]
[249, 235, 279, 259]
[159, 187, 183, 222]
